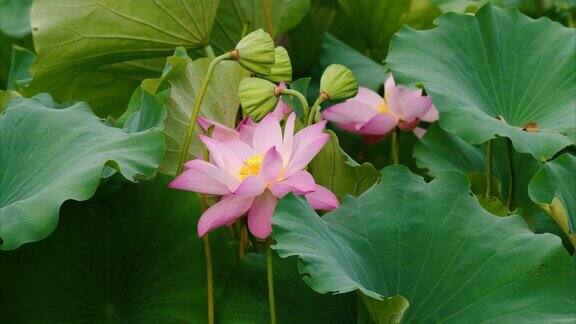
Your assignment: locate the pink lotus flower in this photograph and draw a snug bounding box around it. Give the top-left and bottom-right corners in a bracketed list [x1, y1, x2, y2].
[322, 75, 438, 139]
[171, 113, 339, 239]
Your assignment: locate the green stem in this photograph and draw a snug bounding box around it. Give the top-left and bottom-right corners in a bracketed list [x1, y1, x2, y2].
[266, 241, 277, 324]
[204, 45, 215, 58]
[506, 139, 515, 209]
[485, 139, 493, 198]
[200, 125, 215, 324]
[263, 0, 274, 39]
[307, 96, 325, 126]
[202, 235, 214, 324]
[279, 88, 309, 119]
[176, 52, 232, 174]
[390, 128, 398, 165]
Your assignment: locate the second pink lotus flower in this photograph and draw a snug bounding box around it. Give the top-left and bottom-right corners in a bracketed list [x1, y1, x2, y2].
[322, 75, 438, 139]
[170, 113, 339, 239]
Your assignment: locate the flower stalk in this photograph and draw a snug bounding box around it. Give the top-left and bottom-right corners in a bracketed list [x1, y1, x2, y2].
[506, 139, 515, 209]
[278, 88, 309, 120]
[390, 128, 399, 165]
[266, 239, 277, 324]
[485, 139, 493, 198]
[204, 45, 215, 58]
[202, 234, 214, 324]
[177, 52, 233, 174]
[201, 125, 215, 324]
[307, 93, 328, 125]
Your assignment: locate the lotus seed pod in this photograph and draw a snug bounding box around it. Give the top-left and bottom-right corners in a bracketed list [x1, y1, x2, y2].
[233, 29, 275, 76]
[238, 77, 280, 121]
[264, 46, 292, 83]
[319, 64, 358, 101]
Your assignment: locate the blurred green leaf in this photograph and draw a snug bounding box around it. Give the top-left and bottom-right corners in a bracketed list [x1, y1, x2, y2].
[0, 95, 164, 250]
[414, 125, 561, 235]
[330, 0, 440, 62]
[7, 45, 34, 91]
[0, 89, 19, 111]
[0, 176, 237, 322]
[287, 0, 338, 76]
[320, 34, 384, 91]
[211, 0, 310, 53]
[117, 87, 167, 133]
[26, 0, 219, 116]
[159, 55, 249, 175]
[273, 166, 576, 322]
[220, 253, 357, 323]
[0, 0, 32, 38]
[432, 0, 500, 13]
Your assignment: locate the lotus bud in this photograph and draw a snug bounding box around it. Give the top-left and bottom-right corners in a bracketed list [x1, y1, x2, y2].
[319, 64, 359, 101]
[232, 29, 275, 76]
[238, 77, 280, 121]
[263, 46, 292, 83]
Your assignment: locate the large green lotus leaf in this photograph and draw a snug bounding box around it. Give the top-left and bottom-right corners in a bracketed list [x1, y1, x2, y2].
[413, 125, 566, 238]
[211, 0, 310, 53]
[529, 153, 576, 247]
[116, 86, 167, 133]
[51, 58, 166, 118]
[25, 0, 218, 116]
[272, 166, 576, 323]
[160, 55, 249, 175]
[309, 131, 380, 200]
[219, 253, 357, 323]
[388, 5, 576, 161]
[0, 176, 237, 322]
[0, 96, 163, 250]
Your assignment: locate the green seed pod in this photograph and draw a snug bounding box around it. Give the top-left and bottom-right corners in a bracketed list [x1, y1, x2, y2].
[233, 29, 275, 76]
[319, 64, 359, 101]
[263, 46, 292, 83]
[238, 77, 280, 121]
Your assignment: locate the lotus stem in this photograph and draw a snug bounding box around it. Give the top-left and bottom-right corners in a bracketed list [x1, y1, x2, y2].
[506, 139, 515, 209]
[485, 139, 493, 198]
[199, 125, 215, 324]
[263, 0, 274, 39]
[238, 221, 247, 259]
[266, 240, 277, 324]
[279, 88, 309, 119]
[202, 234, 214, 324]
[307, 94, 326, 126]
[204, 45, 215, 58]
[390, 128, 399, 165]
[177, 52, 233, 174]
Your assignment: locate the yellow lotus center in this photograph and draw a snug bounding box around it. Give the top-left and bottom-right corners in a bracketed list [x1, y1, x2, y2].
[378, 100, 389, 114]
[238, 154, 264, 180]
